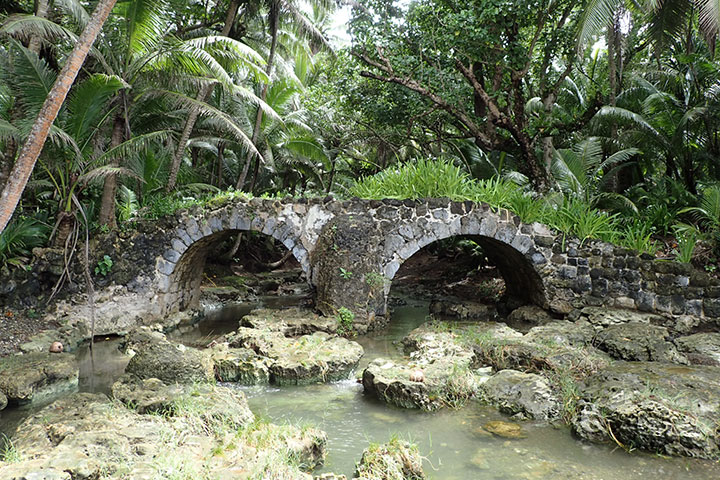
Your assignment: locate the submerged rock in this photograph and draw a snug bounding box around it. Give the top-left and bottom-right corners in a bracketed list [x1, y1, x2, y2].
[481, 369, 560, 421]
[481, 420, 527, 439]
[0, 352, 78, 406]
[572, 362, 720, 458]
[675, 332, 720, 366]
[123, 328, 214, 384]
[227, 328, 364, 385]
[355, 439, 425, 480]
[240, 307, 338, 336]
[595, 323, 687, 364]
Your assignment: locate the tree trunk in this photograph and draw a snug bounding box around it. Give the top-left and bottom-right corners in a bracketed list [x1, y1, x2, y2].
[28, 0, 50, 53]
[246, 2, 279, 193]
[98, 114, 125, 228]
[166, 0, 240, 193]
[0, 0, 118, 235]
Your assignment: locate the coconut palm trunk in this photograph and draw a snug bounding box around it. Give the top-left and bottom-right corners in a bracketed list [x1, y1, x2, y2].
[245, 2, 279, 193]
[0, 0, 118, 234]
[166, 0, 240, 193]
[97, 114, 126, 228]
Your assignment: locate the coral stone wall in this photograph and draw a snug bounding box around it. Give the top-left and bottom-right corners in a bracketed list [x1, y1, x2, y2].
[111, 197, 719, 330]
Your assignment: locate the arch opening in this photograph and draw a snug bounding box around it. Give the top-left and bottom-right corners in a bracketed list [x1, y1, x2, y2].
[387, 234, 546, 321]
[166, 229, 311, 315]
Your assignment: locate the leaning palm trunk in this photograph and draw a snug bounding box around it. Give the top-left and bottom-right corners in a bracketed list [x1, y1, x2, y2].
[166, 0, 240, 193]
[0, 0, 118, 234]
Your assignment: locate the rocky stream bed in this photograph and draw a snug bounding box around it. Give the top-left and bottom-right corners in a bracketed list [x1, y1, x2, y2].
[1, 294, 720, 479]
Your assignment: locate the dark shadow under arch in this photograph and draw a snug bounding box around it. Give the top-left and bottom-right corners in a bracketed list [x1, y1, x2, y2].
[168, 229, 306, 311]
[387, 234, 547, 309]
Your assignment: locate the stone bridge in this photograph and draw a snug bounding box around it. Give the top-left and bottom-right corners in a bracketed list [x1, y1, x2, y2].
[118, 197, 720, 331]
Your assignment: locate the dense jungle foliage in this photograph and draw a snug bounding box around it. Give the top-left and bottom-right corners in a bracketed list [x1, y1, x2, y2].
[1, 0, 720, 273]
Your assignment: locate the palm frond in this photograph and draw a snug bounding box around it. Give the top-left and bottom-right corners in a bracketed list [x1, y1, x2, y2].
[577, 0, 621, 50]
[66, 74, 127, 146]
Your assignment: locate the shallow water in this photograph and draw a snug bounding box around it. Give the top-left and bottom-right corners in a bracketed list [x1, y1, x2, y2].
[239, 302, 720, 479]
[2, 298, 720, 479]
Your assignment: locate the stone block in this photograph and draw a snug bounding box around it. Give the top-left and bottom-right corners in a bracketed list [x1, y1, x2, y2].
[163, 249, 181, 263]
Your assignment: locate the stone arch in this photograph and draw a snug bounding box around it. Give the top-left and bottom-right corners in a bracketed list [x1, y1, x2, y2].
[155, 208, 310, 313]
[381, 208, 548, 309]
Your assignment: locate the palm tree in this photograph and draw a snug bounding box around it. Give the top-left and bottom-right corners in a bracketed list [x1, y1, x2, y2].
[0, 0, 118, 235]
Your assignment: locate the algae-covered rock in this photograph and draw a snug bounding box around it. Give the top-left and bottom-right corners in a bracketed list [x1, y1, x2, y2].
[355, 438, 425, 480]
[481, 369, 560, 420]
[111, 376, 254, 427]
[0, 352, 78, 405]
[0, 390, 322, 479]
[0, 391, 7, 411]
[111, 376, 184, 413]
[524, 320, 595, 348]
[124, 328, 214, 384]
[675, 332, 720, 366]
[240, 307, 338, 336]
[572, 362, 720, 458]
[362, 353, 483, 411]
[482, 420, 527, 439]
[227, 328, 364, 385]
[595, 323, 687, 363]
[209, 343, 271, 384]
[507, 305, 555, 327]
[571, 307, 667, 329]
[428, 299, 497, 320]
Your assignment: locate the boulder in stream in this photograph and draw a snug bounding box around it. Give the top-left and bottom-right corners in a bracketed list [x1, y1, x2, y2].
[240, 307, 338, 336]
[364, 325, 485, 410]
[674, 332, 720, 366]
[209, 343, 272, 384]
[428, 299, 497, 320]
[123, 328, 214, 384]
[594, 323, 687, 364]
[0, 352, 78, 406]
[572, 362, 720, 459]
[0, 390, 324, 479]
[354, 438, 425, 480]
[480, 369, 561, 421]
[227, 328, 364, 385]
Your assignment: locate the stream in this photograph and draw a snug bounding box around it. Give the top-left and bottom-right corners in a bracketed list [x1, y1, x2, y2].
[2, 296, 720, 479]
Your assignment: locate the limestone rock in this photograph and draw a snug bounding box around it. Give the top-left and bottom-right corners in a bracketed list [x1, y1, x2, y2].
[481, 369, 560, 421]
[362, 353, 482, 411]
[0, 353, 78, 405]
[0, 391, 7, 411]
[110, 376, 184, 414]
[123, 328, 214, 384]
[507, 305, 554, 326]
[675, 332, 720, 366]
[524, 320, 595, 347]
[355, 439, 425, 480]
[0, 390, 317, 479]
[482, 420, 526, 439]
[595, 323, 687, 363]
[240, 307, 338, 336]
[428, 299, 497, 320]
[572, 307, 667, 329]
[572, 362, 720, 458]
[227, 328, 364, 385]
[209, 344, 271, 384]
